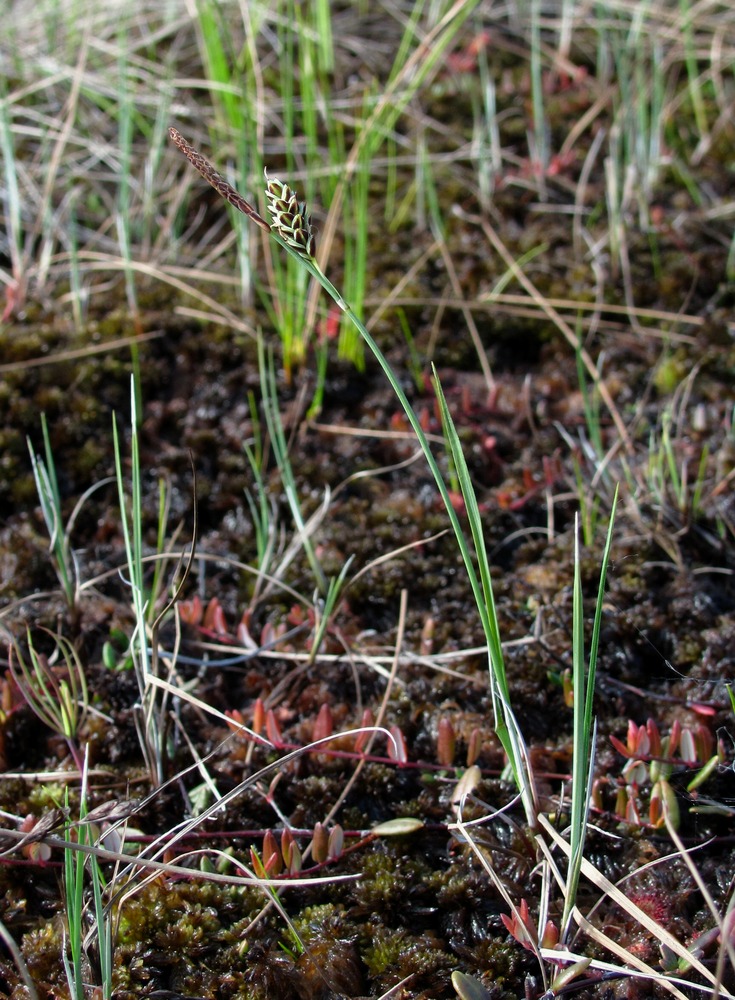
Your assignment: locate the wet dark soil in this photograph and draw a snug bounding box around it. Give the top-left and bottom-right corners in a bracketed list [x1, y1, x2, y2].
[1, 15, 735, 1000]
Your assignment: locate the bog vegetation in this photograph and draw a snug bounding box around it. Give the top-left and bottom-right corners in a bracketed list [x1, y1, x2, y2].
[0, 1, 734, 999]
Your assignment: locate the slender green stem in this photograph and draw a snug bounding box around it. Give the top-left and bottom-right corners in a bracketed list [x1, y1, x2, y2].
[286, 243, 535, 816]
[562, 486, 618, 939]
[113, 378, 166, 783]
[259, 339, 328, 595]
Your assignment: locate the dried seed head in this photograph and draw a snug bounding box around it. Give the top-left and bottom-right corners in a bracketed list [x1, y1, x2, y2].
[264, 170, 316, 259]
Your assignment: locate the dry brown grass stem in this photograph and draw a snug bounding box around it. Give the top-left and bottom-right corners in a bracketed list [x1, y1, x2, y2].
[364, 291, 704, 332]
[537, 814, 734, 998]
[60, 252, 257, 333]
[0, 331, 163, 374]
[364, 240, 440, 331]
[664, 808, 735, 996]
[311, 421, 445, 445]
[434, 236, 495, 393]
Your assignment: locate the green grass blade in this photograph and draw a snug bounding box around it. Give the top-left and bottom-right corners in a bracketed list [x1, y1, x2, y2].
[258, 339, 327, 595]
[563, 486, 618, 938]
[271, 236, 536, 816]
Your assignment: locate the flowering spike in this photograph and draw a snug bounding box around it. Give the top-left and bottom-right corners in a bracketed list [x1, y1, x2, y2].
[168, 128, 271, 232]
[264, 171, 317, 259]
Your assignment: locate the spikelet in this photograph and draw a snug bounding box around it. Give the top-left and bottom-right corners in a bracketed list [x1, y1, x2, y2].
[264, 170, 316, 259]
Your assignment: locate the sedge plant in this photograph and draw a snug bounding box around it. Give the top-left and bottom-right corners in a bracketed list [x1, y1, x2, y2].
[169, 125, 539, 824]
[112, 380, 168, 785]
[27, 415, 120, 621]
[27, 414, 78, 612]
[169, 127, 633, 991]
[561, 494, 617, 941]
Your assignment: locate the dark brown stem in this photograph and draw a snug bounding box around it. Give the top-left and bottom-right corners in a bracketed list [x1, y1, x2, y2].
[168, 127, 271, 233]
